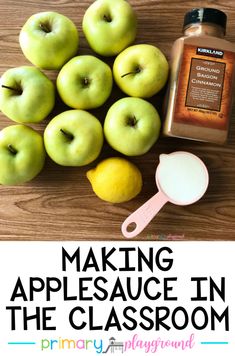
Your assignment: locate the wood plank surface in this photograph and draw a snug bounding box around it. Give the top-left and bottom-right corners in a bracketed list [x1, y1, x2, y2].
[0, 0, 235, 240]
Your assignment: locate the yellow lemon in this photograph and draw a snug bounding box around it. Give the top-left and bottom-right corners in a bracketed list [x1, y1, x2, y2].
[87, 157, 143, 203]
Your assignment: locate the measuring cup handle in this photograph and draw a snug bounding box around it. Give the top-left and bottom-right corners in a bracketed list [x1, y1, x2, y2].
[121, 191, 169, 238]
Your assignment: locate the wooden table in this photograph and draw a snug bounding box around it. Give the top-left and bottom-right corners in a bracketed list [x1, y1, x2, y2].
[0, 0, 235, 240]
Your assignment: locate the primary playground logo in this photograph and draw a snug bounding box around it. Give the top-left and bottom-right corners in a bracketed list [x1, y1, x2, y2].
[38, 333, 195, 353]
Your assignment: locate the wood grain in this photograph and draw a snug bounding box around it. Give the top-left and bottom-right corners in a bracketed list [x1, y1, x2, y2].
[0, 0, 235, 240]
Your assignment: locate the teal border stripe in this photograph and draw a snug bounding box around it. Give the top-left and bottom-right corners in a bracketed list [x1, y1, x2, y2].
[201, 342, 229, 345]
[8, 342, 36, 345]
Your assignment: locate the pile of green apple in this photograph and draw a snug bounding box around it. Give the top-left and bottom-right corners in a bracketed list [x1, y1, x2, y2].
[0, 0, 169, 186]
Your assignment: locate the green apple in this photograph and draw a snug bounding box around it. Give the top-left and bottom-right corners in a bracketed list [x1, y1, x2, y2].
[0, 66, 55, 124]
[19, 11, 79, 70]
[44, 110, 103, 166]
[113, 44, 169, 98]
[0, 125, 46, 185]
[82, 0, 137, 56]
[57, 55, 113, 110]
[104, 97, 161, 156]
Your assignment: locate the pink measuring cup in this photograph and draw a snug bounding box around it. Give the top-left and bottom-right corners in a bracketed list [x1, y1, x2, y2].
[121, 151, 209, 238]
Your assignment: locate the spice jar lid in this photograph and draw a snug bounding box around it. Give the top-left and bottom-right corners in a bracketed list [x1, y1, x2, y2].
[183, 8, 227, 33]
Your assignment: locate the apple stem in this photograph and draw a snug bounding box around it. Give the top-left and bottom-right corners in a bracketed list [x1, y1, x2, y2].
[103, 14, 112, 22]
[40, 23, 51, 33]
[8, 144, 17, 155]
[121, 67, 142, 78]
[1, 84, 22, 94]
[83, 77, 90, 87]
[128, 115, 138, 127]
[60, 129, 74, 141]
